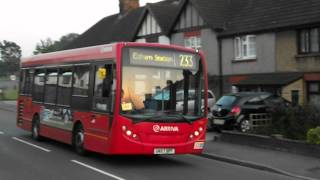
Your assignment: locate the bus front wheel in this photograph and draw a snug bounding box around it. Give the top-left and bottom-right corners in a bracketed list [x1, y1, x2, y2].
[73, 124, 87, 155]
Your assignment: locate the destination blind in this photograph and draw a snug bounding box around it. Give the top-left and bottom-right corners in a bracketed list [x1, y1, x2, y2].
[128, 48, 199, 71]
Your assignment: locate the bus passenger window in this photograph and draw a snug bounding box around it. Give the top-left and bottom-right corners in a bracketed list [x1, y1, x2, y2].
[33, 69, 45, 102]
[25, 69, 34, 95]
[57, 68, 72, 106]
[44, 69, 58, 104]
[72, 65, 90, 96]
[20, 70, 26, 94]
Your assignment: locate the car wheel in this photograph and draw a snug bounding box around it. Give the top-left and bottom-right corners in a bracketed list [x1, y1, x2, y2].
[240, 119, 250, 133]
[32, 115, 42, 141]
[206, 120, 213, 131]
[73, 124, 86, 155]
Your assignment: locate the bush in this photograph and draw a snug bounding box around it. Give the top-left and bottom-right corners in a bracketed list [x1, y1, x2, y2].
[307, 127, 320, 144]
[254, 105, 320, 141]
[3, 89, 18, 100]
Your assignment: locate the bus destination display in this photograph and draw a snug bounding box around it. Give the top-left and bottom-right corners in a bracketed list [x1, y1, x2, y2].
[128, 48, 198, 70]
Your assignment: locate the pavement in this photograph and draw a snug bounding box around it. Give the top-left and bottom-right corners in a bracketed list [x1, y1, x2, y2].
[202, 133, 320, 180]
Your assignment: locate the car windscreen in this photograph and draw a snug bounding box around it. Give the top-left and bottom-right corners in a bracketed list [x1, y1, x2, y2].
[216, 95, 237, 107]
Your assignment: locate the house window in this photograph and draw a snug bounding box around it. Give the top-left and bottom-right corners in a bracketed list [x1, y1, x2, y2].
[308, 82, 320, 107]
[234, 35, 256, 60]
[184, 36, 201, 49]
[299, 28, 320, 54]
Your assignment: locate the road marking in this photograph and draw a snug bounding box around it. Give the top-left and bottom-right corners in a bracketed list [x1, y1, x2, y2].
[0, 131, 4, 135]
[71, 160, 126, 180]
[12, 137, 51, 152]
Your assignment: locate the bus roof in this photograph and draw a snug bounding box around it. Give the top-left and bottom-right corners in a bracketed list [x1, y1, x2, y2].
[21, 42, 199, 68]
[21, 43, 118, 67]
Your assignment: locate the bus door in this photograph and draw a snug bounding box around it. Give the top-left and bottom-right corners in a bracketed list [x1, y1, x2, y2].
[89, 62, 115, 138]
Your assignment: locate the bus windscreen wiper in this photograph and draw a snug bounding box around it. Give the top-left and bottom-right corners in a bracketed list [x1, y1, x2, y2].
[143, 114, 193, 124]
[166, 114, 193, 124]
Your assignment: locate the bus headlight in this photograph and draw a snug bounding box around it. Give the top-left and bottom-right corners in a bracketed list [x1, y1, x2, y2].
[194, 131, 200, 136]
[126, 130, 132, 136]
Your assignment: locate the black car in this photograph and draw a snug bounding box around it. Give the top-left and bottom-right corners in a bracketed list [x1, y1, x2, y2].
[210, 92, 290, 132]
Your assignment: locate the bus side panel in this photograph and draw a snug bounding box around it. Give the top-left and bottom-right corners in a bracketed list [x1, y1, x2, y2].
[39, 124, 72, 145]
[85, 112, 111, 154]
[73, 111, 110, 154]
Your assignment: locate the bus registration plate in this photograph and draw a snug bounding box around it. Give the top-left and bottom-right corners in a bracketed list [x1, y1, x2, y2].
[154, 148, 175, 154]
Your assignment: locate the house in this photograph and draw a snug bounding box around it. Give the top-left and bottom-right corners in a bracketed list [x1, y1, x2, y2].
[217, 0, 320, 107]
[65, 0, 320, 107]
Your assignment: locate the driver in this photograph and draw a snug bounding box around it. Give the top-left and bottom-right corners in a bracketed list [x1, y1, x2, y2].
[121, 87, 145, 111]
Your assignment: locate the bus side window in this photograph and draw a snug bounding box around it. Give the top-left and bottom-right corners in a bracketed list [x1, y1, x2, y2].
[33, 69, 45, 102]
[92, 64, 114, 112]
[25, 69, 34, 95]
[71, 65, 91, 110]
[44, 69, 58, 104]
[19, 70, 26, 94]
[57, 67, 72, 106]
[72, 65, 90, 97]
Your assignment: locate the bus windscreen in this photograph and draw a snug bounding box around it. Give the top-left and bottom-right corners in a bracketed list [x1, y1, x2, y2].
[121, 47, 204, 122]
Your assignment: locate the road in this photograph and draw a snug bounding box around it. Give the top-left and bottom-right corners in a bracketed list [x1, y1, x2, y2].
[0, 107, 299, 180]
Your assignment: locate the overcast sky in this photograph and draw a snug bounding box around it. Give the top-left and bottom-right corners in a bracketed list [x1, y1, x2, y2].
[0, 0, 162, 57]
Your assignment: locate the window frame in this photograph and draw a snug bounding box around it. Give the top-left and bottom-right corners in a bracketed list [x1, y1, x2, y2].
[234, 35, 257, 60]
[298, 27, 320, 54]
[184, 35, 202, 49]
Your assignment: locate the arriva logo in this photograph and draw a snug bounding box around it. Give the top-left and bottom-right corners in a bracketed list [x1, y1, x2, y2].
[153, 125, 179, 132]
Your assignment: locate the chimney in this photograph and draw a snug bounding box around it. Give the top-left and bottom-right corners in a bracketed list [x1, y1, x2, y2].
[119, 0, 139, 14]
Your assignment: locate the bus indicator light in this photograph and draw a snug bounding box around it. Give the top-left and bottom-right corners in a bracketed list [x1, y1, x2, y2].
[122, 126, 127, 131]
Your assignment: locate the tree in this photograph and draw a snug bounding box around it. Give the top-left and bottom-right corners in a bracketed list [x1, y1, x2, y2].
[33, 38, 58, 55]
[0, 40, 22, 75]
[33, 33, 79, 55]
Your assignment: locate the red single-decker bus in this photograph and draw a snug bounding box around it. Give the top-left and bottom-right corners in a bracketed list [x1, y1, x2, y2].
[17, 42, 209, 155]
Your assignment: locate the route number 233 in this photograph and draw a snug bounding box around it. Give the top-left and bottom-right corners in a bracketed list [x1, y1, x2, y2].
[179, 55, 193, 68]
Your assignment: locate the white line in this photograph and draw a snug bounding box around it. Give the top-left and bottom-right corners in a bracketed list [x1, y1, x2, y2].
[0, 131, 4, 135]
[71, 160, 126, 180]
[12, 137, 51, 152]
